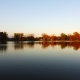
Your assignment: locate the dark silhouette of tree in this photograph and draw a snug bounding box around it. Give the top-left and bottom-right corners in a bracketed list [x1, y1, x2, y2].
[14, 33, 23, 41]
[27, 34, 34, 41]
[0, 32, 8, 42]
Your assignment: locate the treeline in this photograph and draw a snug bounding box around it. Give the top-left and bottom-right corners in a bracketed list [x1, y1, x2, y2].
[0, 31, 80, 41]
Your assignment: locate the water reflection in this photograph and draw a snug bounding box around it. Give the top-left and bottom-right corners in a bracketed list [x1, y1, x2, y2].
[42, 42, 51, 49]
[0, 41, 80, 51]
[0, 41, 7, 52]
[60, 42, 68, 49]
[0, 46, 7, 52]
[0, 41, 80, 80]
[14, 41, 23, 50]
[14, 41, 34, 50]
[13, 42, 80, 50]
[26, 41, 34, 48]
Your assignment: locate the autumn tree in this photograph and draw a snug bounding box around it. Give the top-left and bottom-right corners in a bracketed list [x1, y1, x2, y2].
[60, 33, 68, 41]
[73, 32, 80, 41]
[51, 35, 55, 41]
[42, 33, 50, 41]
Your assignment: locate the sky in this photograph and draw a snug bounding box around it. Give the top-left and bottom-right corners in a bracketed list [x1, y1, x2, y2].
[0, 0, 80, 37]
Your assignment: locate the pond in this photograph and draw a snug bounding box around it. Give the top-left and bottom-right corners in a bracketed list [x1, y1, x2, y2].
[0, 41, 80, 80]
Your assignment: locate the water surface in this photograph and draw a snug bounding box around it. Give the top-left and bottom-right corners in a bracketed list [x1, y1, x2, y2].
[0, 41, 80, 80]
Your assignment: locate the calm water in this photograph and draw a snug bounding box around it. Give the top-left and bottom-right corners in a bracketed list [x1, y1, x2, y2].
[0, 41, 80, 80]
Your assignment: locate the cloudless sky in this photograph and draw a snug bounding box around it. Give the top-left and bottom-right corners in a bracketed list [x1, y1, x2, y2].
[0, 0, 80, 37]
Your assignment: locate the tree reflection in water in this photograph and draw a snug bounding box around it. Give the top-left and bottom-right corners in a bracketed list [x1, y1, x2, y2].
[14, 41, 23, 50]
[0, 41, 80, 51]
[13, 42, 80, 51]
[0, 41, 7, 52]
[14, 41, 34, 50]
[42, 42, 51, 49]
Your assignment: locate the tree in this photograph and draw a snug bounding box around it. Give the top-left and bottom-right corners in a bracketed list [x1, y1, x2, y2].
[42, 33, 50, 41]
[51, 35, 55, 41]
[0, 32, 8, 41]
[27, 34, 34, 41]
[73, 32, 80, 41]
[60, 33, 68, 41]
[14, 33, 24, 41]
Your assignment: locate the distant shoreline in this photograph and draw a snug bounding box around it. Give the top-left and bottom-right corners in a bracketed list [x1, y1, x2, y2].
[6, 40, 80, 42]
[1, 31, 80, 42]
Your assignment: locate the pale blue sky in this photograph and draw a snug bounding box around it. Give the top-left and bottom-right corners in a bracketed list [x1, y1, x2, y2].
[0, 0, 80, 37]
